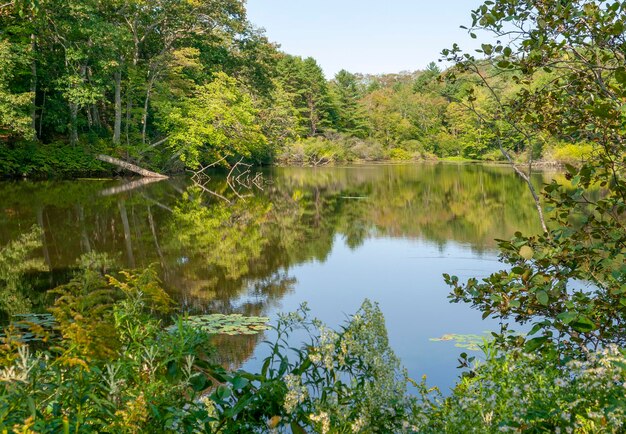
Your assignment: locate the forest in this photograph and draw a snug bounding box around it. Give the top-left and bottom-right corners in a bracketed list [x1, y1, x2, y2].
[0, 0, 593, 177]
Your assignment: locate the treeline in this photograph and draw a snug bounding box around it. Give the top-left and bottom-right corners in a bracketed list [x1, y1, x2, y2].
[0, 0, 588, 176]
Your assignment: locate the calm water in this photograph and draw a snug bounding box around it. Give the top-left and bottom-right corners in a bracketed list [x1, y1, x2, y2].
[0, 163, 550, 391]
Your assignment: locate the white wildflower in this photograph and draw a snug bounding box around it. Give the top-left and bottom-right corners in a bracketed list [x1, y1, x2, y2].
[310, 412, 331, 434]
[283, 374, 307, 414]
[351, 416, 366, 433]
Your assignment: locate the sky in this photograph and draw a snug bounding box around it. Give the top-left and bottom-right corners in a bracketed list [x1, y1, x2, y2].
[246, 0, 485, 78]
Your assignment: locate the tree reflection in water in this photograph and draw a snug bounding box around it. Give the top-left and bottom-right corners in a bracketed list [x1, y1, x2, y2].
[0, 163, 548, 366]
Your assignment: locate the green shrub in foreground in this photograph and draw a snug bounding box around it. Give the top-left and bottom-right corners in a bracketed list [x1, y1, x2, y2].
[425, 345, 626, 433]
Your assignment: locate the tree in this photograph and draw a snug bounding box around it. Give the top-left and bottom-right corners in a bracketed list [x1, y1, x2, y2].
[163, 72, 267, 169]
[330, 70, 369, 138]
[413, 61, 441, 92]
[445, 0, 626, 354]
[0, 40, 32, 139]
[276, 55, 334, 136]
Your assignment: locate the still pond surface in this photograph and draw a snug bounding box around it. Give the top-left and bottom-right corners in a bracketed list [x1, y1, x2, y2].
[0, 163, 550, 391]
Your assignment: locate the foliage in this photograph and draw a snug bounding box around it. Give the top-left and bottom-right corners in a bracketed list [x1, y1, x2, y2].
[435, 1, 626, 432]
[4, 267, 626, 433]
[277, 133, 386, 165]
[179, 300, 425, 433]
[0, 142, 109, 178]
[162, 72, 269, 168]
[430, 333, 493, 352]
[444, 0, 626, 355]
[422, 345, 626, 433]
[1, 257, 428, 433]
[0, 40, 32, 139]
[0, 255, 214, 432]
[0, 0, 603, 175]
[549, 143, 595, 164]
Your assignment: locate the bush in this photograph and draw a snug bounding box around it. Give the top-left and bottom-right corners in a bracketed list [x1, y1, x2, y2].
[0, 142, 109, 178]
[0, 252, 425, 432]
[549, 143, 595, 164]
[0, 258, 216, 432]
[481, 148, 507, 162]
[387, 148, 414, 161]
[423, 345, 626, 433]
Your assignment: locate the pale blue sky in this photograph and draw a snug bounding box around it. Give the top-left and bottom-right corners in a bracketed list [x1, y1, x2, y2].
[246, 0, 485, 78]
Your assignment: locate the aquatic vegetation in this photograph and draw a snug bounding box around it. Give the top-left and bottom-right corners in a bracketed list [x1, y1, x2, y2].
[430, 332, 493, 351]
[172, 313, 271, 336]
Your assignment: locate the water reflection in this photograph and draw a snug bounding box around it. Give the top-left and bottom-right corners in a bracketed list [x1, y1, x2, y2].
[0, 163, 548, 386]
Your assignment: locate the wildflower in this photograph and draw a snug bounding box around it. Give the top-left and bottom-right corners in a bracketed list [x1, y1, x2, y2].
[482, 411, 493, 425]
[283, 374, 307, 414]
[310, 412, 331, 434]
[0, 346, 35, 383]
[352, 416, 366, 432]
[308, 352, 322, 364]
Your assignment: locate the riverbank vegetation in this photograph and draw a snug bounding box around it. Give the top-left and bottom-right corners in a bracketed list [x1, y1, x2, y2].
[1, 0, 626, 432]
[0, 0, 600, 177]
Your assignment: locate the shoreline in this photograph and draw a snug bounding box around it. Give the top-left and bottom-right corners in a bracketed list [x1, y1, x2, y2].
[0, 157, 569, 181]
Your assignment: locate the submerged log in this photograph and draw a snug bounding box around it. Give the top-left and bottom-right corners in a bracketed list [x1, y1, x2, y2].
[96, 154, 168, 178]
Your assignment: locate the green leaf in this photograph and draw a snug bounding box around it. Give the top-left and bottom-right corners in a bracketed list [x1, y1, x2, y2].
[536, 290, 549, 306]
[481, 44, 493, 55]
[615, 67, 626, 85]
[170, 314, 270, 336]
[557, 312, 577, 324]
[571, 317, 595, 333]
[524, 336, 548, 352]
[291, 422, 307, 434]
[230, 376, 250, 390]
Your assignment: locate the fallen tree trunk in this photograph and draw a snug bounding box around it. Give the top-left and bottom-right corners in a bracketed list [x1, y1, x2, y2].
[96, 154, 168, 178]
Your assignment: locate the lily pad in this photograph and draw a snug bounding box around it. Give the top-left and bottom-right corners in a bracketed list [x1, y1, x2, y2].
[430, 332, 493, 351]
[3, 314, 57, 343]
[173, 314, 271, 336]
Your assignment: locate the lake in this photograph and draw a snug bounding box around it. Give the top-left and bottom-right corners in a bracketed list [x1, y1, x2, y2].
[0, 163, 550, 392]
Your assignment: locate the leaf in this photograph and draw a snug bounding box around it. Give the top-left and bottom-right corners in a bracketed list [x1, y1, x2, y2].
[511, 266, 525, 275]
[230, 376, 249, 390]
[170, 314, 270, 336]
[519, 245, 534, 260]
[524, 336, 548, 352]
[290, 421, 307, 434]
[571, 317, 595, 333]
[557, 312, 577, 325]
[535, 290, 549, 306]
[615, 67, 626, 85]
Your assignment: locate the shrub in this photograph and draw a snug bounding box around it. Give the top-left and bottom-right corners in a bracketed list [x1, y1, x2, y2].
[423, 345, 626, 433]
[387, 148, 414, 161]
[0, 142, 109, 178]
[549, 143, 595, 164]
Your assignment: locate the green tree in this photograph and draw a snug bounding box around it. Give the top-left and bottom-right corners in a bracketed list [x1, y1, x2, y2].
[0, 40, 32, 139]
[276, 55, 334, 136]
[330, 70, 369, 137]
[163, 72, 267, 168]
[445, 0, 626, 353]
